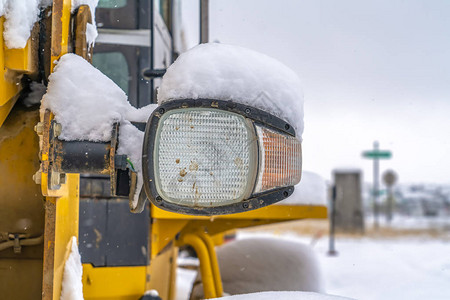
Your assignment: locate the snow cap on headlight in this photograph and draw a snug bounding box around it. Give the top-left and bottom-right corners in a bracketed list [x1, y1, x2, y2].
[157, 43, 304, 139]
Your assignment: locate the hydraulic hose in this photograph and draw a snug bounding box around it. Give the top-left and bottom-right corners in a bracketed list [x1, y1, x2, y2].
[0, 235, 44, 252]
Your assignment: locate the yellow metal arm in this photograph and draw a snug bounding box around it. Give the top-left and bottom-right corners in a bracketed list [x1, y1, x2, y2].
[197, 231, 224, 297]
[179, 233, 223, 299]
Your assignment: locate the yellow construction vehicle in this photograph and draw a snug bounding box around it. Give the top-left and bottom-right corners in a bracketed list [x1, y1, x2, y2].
[0, 1, 327, 299]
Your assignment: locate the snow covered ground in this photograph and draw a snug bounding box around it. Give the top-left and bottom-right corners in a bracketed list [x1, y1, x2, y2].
[176, 220, 450, 300]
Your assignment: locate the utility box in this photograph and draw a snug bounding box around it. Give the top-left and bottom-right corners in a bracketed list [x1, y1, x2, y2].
[333, 170, 364, 233]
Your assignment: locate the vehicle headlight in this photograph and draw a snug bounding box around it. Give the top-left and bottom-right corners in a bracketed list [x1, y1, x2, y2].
[142, 99, 302, 215]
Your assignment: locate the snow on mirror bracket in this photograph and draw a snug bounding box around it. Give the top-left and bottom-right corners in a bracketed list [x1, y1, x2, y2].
[141, 99, 303, 216]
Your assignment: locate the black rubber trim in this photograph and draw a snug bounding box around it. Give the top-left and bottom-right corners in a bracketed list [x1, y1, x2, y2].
[142, 99, 297, 216]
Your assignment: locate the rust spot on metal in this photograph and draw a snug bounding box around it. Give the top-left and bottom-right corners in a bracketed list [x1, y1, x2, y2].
[42, 200, 56, 300]
[179, 168, 187, 177]
[74, 5, 93, 62]
[93, 228, 102, 249]
[175, 158, 180, 164]
[50, 0, 64, 58]
[40, 110, 52, 173]
[211, 101, 219, 108]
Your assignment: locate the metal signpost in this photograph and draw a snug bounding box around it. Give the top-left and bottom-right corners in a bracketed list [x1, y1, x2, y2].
[383, 170, 398, 222]
[328, 185, 338, 256]
[362, 141, 392, 228]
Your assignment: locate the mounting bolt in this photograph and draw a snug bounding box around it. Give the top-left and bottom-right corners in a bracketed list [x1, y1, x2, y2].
[34, 122, 44, 135]
[50, 170, 61, 187]
[158, 108, 165, 114]
[53, 123, 62, 137]
[60, 173, 66, 184]
[32, 171, 41, 184]
[245, 108, 251, 114]
[242, 202, 249, 209]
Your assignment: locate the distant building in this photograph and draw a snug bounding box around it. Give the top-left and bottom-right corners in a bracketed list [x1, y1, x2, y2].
[333, 170, 364, 233]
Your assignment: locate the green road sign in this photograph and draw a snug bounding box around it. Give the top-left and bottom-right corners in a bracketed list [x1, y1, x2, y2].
[371, 189, 386, 196]
[362, 150, 392, 159]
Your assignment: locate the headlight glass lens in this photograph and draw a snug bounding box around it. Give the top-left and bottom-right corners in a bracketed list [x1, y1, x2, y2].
[154, 108, 257, 207]
[254, 124, 302, 193]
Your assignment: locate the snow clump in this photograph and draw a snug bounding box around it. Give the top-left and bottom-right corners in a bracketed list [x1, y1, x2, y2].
[1, 0, 42, 49]
[60, 237, 84, 300]
[23, 82, 47, 107]
[191, 238, 324, 299]
[41, 53, 157, 207]
[211, 291, 354, 300]
[158, 43, 304, 139]
[278, 171, 328, 206]
[0, 1, 97, 49]
[41, 53, 154, 141]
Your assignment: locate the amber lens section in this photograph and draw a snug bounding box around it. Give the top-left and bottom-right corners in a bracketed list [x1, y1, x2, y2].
[254, 125, 302, 193]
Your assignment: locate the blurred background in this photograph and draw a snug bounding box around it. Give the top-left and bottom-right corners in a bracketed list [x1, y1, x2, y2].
[179, 1, 450, 299]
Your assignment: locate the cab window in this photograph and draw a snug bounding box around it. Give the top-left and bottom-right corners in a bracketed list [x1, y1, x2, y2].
[98, 0, 128, 9]
[92, 52, 129, 95]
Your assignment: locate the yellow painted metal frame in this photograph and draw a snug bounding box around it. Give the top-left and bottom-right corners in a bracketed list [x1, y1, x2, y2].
[151, 204, 328, 257]
[153, 204, 327, 299]
[40, 1, 81, 300]
[0, 17, 29, 127]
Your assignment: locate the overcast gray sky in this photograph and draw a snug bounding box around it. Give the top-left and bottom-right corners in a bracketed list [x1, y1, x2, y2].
[181, 0, 450, 184]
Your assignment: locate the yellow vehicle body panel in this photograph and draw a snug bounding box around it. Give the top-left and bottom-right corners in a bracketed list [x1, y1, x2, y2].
[82, 264, 147, 300]
[147, 246, 178, 300]
[4, 41, 37, 73]
[42, 174, 81, 299]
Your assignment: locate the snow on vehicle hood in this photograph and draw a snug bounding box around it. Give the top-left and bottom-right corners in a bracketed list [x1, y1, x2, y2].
[277, 171, 328, 206]
[211, 291, 354, 300]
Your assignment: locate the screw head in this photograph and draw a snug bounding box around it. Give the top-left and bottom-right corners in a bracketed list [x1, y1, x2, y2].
[245, 108, 251, 114]
[158, 108, 165, 114]
[32, 171, 41, 184]
[242, 202, 249, 209]
[60, 173, 66, 184]
[34, 122, 44, 135]
[53, 123, 62, 137]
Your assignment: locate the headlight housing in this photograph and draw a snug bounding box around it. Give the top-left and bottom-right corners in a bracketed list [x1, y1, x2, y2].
[142, 99, 302, 215]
